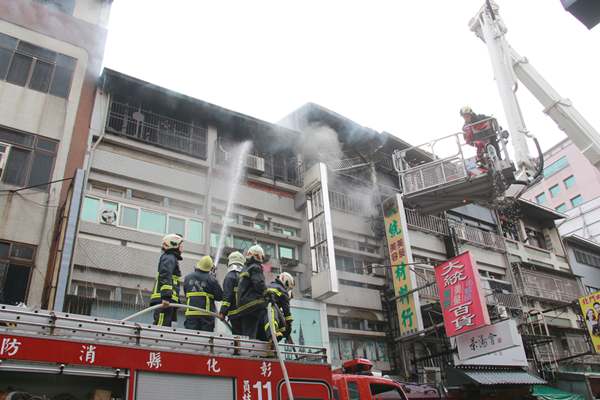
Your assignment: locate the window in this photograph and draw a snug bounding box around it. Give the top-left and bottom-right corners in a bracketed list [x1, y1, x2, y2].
[32, 0, 77, 15]
[347, 382, 359, 400]
[279, 245, 295, 259]
[0, 241, 36, 306]
[0, 128, 58, 191]
[210, 233, 231, 248]
[543, 156, 569, 178]
[0, 33, 76, 98]
[0, 143, 9, 179]
[257, 241, 277, 259]
[536, 193, 547, 204]
[564, 175, 576, 189]
[556, 204, 567, 213]
[284, 230, 295, 237]
[550, 184, 561, 197]
[574, 249, 600, 267]
[336, 255, 355, 273]
[81, 196, 204, 242]
[571, 195, 583, 207]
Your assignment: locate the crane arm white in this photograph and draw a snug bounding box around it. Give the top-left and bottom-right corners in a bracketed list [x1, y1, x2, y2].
[469, 1, 600, 176]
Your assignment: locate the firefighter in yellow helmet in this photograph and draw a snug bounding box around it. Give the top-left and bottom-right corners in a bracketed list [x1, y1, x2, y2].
[150, 233, 183, 327]
[183, 255, 223, 332]
[219, 251, 245, 335]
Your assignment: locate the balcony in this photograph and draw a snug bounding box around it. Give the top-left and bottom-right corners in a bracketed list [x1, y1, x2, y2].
[106, 94, 208, 159]
[216, 137, 303, 187]
[515, 265, 584, 304]
[405, 209, 449, 236]
[449, 221, 507, 253]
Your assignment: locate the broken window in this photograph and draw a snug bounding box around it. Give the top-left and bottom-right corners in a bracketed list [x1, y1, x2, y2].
[0, 33, 76, 99]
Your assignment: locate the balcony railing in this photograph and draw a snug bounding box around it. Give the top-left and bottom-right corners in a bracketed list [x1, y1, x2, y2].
[450, 221, 507, 253]
[519, 269, 583, 303]
[330, 191, 377, 216]
[405, 209, 449, 236]
[106, 94, 208, 159]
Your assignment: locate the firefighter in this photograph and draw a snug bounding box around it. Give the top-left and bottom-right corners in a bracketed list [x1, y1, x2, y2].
[183, 255, 223, 332]
[264, 272, 294, 343]
[219, 251, 244, 335]
[237, 244, 269, 340]
[150, 233, 183, 327]
[460, 105, 501, 160]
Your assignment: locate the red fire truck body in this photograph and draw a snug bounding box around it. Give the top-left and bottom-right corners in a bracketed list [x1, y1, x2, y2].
[0, 305, 407, 400]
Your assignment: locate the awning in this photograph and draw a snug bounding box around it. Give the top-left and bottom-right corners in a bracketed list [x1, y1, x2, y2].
[532, 385, 585, 400]
[446, 366, 548, 387]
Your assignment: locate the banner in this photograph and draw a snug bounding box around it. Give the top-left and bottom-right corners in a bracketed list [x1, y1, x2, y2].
[434, 251, 490, 337]
[382, 194, 423, 337]
[578, 291, 600, 353]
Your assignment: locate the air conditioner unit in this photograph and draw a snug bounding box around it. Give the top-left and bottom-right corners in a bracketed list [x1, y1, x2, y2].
[100, 208, 118, 225]
[498, 305, 509, 318]
[244, 154, 265, 175]
[454, 227, 467, 241]
[368, 264, 385, 277]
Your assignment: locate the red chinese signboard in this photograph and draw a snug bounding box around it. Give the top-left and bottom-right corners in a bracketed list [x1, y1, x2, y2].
[434, 251, 490, 337]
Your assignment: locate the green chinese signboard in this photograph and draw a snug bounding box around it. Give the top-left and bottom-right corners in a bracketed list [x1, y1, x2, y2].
[382, 194, 423, 337]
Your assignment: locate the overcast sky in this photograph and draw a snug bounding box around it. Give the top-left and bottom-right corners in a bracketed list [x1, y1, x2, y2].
[102, 1, 600, 160]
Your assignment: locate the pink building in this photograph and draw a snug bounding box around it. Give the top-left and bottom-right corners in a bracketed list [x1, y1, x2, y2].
[522, 138, 600, 212]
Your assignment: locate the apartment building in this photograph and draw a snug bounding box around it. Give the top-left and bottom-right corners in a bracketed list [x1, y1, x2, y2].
[0, 0, 111, 309]
[522, 138, 600, 214]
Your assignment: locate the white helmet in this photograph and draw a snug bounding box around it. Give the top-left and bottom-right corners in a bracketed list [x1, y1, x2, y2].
[246, 245, 265, 263]
[162, 233, 183, 250]
[228, 251, 245, 266]
[279, 272, 294, 291]
[460, 106, 473, 116]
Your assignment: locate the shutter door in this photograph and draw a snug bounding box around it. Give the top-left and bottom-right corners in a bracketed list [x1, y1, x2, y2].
[135, 370, 234, 399]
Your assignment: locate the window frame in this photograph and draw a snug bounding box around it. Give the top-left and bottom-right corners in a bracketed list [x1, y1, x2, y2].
[564, 175, 576, 189]
[0, 240, 36, 306]
[536, 192, 547, 204]
[0, 130, 59, 191]
[81, 195, 204, 243]
[0, 32, 77, 99]
[571, 195, 583, 208]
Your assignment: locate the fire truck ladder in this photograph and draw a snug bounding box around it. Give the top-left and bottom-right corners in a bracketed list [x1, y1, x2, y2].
[0, 305, 328, 362]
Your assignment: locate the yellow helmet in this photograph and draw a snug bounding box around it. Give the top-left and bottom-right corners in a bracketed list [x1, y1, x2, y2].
[228, 251, 245, 266]
[198, 256, 214, 272]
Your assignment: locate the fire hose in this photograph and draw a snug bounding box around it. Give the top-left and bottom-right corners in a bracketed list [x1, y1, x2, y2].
[121, 303, 232, 331]
[267, 302, 294, 400]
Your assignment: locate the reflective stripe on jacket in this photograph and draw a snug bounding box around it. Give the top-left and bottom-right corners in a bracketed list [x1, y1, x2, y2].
[183, 268, 223, 316]
[150, 251, 182, 304]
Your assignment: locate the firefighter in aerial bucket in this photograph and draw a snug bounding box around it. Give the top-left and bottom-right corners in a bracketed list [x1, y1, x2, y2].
[150, 233, 183, 327]
[460, 105, 502, 164]
[183, 255, 223, 332]
[264, 272, 294, 343]
[219, 251, 245, 335]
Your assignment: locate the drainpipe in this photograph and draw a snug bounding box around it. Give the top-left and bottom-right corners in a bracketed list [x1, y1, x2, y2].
[204, 138, 217, 257]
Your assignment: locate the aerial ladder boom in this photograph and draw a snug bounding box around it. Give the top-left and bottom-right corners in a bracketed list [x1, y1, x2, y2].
[470, 1, 600, 174]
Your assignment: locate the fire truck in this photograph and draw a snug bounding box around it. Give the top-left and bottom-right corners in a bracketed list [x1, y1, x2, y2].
[0, 304, 408, 400]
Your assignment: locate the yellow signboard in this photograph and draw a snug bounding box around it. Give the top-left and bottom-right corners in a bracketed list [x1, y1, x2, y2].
[382, 194, 423, 337]
[578, 291, 600, 353]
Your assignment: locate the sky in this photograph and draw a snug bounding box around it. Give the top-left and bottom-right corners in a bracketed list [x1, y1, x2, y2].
[102, 1, 600, 160]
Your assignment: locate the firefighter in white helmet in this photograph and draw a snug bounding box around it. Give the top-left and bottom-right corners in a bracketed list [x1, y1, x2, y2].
[236, 245, 269, 339]
[264, 272, 294, 343]
[150, 233, 183, 327]
[219, 251, 245, 335]
[183, 255, 223, 332]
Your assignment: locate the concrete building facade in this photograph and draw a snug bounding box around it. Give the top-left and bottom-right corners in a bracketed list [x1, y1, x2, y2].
[0, 0, 110, 308]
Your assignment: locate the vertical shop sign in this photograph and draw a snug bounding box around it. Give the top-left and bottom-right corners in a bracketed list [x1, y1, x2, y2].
[434, 251, 490, 337]
[382, 194, 423, 337]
